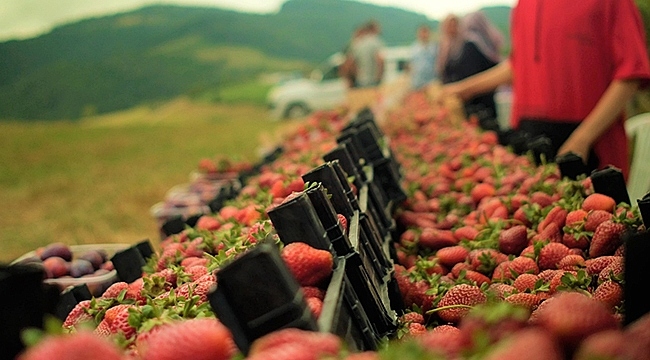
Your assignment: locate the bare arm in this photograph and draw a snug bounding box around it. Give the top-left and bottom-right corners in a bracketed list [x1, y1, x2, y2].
[557, 79, 640, 161]
[443, 60, 513, 100]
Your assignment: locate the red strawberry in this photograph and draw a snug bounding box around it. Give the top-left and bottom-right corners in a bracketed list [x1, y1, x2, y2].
[509, 256, 539, 276]
[306, 297, 323, 318]
[585, 256, 620, 276]
[556, 254, 585, 271]
[469, 249, 508, 274]
[565, 209, 588, 227]
[18, 331, 123, 360]
[483, 328, 563, 360]
[589, 220, 626, 258]
[597, 256, 624, 284]
[281, 242, 333, 287]
[530, 191, 554, 208]
[470, 183, 496, 204]
[175, 273, 216, 304]
[593, 280, 623, 310]
[462, 270, 491, 286]
[416, 327, 464, 359]
[94, 304, 137, 340]
[533, 222, 561, 243]
[505, 292, 542, 311]
[584, 210, 614, 232]
[419, 228, 457, 250]
[513, 273, 540, 293]
[498, 225, 529, 255]
[537, 206, 567, 233]
[548, 270, 577, 294]
[137, 318, 235, 360]
[431, 324, 461, 334]
[248, 328, 340, 358]
[573, 329, 627, 360]
[491, 260, 513, 282]
[534, 292, 619, 350]
[436, 245, 469, 267]
[450, 262, 473, 278]
[62, 300, 93, 330]
[400, 312, 425, 325]
[301, 286, 325, 300]
[582, 193, 616, 212]
[101, 282, 129, 299]
[407, 323, 427, 336]
[538, 269, 560, 283]
[195, 215, 221, 231]
[623, 311, 650, 359]
[406, 279, 437, 313]
[487, 283, 517, 300]
[453, 225, 479, 241]
[561, 232, 589, 250]
[337, 213, 348, 233]
[435, 284, 487, 324]
[538, 243, 570, 270]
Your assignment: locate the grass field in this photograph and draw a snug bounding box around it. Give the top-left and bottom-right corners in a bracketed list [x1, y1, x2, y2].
[0, 97, 298, 263]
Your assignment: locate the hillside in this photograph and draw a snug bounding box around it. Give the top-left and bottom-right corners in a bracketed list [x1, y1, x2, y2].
[0, 0, 511, 120]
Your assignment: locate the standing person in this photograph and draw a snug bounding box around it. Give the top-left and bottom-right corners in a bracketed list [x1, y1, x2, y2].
[443, 0, 650, 179]
[409, 24, 438, 91]
[439, 11, 504, 122]
[350, 20, 385, 88]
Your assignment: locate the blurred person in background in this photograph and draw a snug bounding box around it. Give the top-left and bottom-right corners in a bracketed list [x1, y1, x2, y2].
[350, 20, 385, 88]
[409, 24, 438, 91]
[443, 0, 650, 179]
[438, 11, 504, 124]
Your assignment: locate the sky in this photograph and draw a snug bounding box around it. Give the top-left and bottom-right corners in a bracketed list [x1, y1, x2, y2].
[0, 0, 516, 42]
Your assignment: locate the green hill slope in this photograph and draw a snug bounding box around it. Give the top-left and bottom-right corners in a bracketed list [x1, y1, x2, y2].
[0, 0, 511, 120]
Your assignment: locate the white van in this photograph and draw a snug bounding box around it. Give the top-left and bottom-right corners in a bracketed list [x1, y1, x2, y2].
[267, 46, 411, 120]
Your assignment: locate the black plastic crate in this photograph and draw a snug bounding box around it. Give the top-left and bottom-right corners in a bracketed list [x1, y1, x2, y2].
[209, 241, 317, 355]
[373, 157, 407, 207]
[590, 166, 631, 205]
[266, 191, 332, 252]
[318, 256, 380, 351]
[304, 184, 353, 256]
[302, 162, 356, 219]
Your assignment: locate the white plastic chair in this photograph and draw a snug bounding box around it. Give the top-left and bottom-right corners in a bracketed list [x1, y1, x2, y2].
[625, 112, 650, 203]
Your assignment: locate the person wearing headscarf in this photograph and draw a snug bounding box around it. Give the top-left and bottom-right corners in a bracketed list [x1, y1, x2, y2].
[439, 11, 504, 123]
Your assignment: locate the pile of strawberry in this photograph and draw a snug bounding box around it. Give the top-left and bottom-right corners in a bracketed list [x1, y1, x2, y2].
[17, 91, 650, 359]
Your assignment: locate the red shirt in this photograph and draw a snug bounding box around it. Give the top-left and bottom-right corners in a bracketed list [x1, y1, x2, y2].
[510, 0, 650, 176]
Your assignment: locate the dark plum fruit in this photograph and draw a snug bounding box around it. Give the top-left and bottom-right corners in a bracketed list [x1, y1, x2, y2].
[69, 259, 94, 278]
[39, 242, 73, 261]
[42, 256, 69, 278]
[78, 250, 104, 270]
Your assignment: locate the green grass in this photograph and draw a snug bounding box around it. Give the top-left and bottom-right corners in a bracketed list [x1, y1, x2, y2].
[0, 98, 298, 263]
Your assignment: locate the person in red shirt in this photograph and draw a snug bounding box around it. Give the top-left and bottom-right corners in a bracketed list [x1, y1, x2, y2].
[444, 0, 650, 179]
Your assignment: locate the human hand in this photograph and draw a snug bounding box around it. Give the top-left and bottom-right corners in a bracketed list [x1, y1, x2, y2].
[441, 82, 467, 100]
[557, 135, 591, 164]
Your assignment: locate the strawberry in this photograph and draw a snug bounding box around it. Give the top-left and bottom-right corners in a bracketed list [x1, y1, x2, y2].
[337, 213, 348, 233]
[491, 260, 513, 281]
[461, 269, 491, 286]
[450, 262, 473, 278]
[248, 328, 341, 358]
[175, 273, 217, 304]
[582, 193, 616, 212]
[415, 327, 464, 359]
[400, 312, 425, 325]
[101, 281, 129, 299]
[534, 292, 619, 350]
[405, 279, 437, 313]
[505, 292, 541, 311]
[589, 220, 626, 258]
[470, 183, 496, 204]
[532, 222, 561, 243]
[597, 256, 624, 284]
[418, 228, 457, 250]
[94, 304, 137, 340]
[62, 300, 93, 330]
[548, 270, 577, 294]
[623, 311, 650, 359]
[556, 254, 585, 271]
[195, 215, 221, 231]
[137, 318, 235, 360]
[585, 256, 620, 276]
[483, 328, 563, 360]
[18, 331, 124, 360]
[530, 191, 554, 208]
[436, 245, 469, 267]
[431, 324, 461, 334]
[407, 323, 427, 336]
[573, 329, 627, 360]
[453, 225, 479, 241]
[301, 286, 325, 300]
[565, 209, 588, 227]
[281, 242, 333, 287]
[593, 280, 623, 310]
[561, 231, 589, 250]
[306, 297, 323, 318]
[584, 210, 613, 231]
[509, 256, 539, 276]
[537, 242, 570, 270]
[498, 225, 528, 255]
[469, 249, 508, 274]
[435, 284, 487, 324]
[538, 269, 560, 283]
[487, 283, 517, 300]
[537, 206, 567, 233]
[512, 273, 540, 293]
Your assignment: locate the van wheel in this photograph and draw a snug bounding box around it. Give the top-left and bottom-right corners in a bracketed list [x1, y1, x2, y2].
[284, 103, 309, 119]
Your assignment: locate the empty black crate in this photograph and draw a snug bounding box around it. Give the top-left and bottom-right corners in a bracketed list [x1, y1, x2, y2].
[302, 161, 356, 219]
